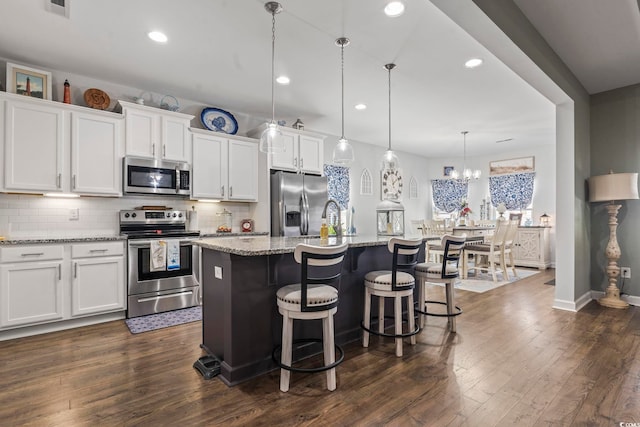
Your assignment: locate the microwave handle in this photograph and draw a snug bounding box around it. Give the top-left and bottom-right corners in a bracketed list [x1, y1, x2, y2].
[176, 167, 180, 194]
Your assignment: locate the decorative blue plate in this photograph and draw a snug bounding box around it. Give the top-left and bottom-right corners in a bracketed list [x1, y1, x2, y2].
[200, 107, 238, 134]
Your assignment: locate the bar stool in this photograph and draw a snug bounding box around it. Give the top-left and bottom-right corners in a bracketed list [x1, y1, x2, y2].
[362, 237, 422, 357]
[273, 242, 348, 392]
[414, 235, 466, 332]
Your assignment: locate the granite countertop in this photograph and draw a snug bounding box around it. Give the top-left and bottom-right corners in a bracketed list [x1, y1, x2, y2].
[195, 234, 427, 256]
[199, 231, 269, 238]
[0, 235, 128, 245]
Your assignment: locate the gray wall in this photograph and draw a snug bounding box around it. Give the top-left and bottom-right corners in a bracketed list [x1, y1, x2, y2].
[590, 84, 640, 297]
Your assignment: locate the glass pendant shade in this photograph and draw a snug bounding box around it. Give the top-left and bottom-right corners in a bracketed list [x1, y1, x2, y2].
[259, 2, 285, 154]
[451, 131, 480, 181]
[381, 149, 400, 170]
[259, 122, 284, 153]
[381, 63, 399, 169]
[332, 37, 355, 165]
[333, 137, 355, 164]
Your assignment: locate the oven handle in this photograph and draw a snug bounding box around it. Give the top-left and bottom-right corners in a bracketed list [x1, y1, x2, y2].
[137, 290, 193, 303]
[128, 239, 196, 248]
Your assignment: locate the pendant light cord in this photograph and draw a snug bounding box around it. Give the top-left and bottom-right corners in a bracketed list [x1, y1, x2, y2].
[270, 11, 276, 125]
[341, 42, 345, 140]
[388, 66, 392, 151]
[462, 131, 467, 171]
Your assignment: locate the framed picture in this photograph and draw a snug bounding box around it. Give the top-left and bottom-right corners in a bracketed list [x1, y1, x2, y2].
[443, 166, 454, 177]
[6, 62, 52, 100]
[489, 156, 535, 175]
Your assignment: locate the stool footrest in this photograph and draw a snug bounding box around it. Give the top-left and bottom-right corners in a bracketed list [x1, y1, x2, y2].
[360, 317, 420, 338]
[415, 300, 463, 317]
[272, 338, 344, 373]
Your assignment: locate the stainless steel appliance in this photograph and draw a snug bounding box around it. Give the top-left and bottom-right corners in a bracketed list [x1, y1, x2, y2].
[124, 156, 190, 196]
[271, 171, 328, 236]
[120, 209, 200, 318]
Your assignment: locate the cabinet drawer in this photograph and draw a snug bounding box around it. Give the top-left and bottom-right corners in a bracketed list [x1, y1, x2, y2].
[0, 245, 64, 263]
[71, 242, 124, 258]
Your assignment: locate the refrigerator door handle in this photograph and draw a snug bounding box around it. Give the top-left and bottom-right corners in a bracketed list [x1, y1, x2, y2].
[299, 194, 306, 235]
[304, 192, 309, 235]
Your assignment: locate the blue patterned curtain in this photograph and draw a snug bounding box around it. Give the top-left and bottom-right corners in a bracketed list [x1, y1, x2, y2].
[489, 172, 535, 210]
[431, 179, 468, 213]
[324, 165, 350, 209]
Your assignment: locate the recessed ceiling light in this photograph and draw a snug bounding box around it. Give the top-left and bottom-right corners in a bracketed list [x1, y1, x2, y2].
[354, 103, 367, 110]
[148, 31, 168, 43]
[465, 58, 483, 69]
[384, 1, 405, 17]
[276, 76, 290, 85]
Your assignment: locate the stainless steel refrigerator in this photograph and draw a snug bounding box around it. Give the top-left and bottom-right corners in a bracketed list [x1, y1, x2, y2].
[271, 171, 328, 236]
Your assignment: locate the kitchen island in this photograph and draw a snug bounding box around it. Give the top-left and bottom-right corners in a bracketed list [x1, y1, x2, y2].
[195, 234, 427, 386]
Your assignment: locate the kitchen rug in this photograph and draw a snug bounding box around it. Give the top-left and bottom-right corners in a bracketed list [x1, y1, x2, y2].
[426, 268, 540, 294]
[125, 306, 202, 334]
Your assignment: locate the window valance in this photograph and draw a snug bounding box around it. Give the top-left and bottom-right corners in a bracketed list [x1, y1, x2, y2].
[489, 172, 535, 210]
[431, 179, 468, 213]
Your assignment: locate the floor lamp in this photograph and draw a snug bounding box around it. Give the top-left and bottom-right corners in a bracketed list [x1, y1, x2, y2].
[588, 171, 639, 309]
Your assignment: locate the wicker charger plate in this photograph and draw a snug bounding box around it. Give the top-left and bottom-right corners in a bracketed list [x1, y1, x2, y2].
[84, 88, 110, 110]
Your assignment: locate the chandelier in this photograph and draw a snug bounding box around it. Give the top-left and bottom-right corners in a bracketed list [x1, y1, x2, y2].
[450, 131, 480, 181]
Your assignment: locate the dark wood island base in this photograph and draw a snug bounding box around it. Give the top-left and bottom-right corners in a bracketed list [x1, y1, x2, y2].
[197, 235, 427, 386]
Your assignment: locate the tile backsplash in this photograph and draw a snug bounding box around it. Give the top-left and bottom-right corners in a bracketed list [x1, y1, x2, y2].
[0, 194, 251, 238]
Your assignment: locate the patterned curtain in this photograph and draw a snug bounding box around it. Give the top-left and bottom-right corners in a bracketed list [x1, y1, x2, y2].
[431, 179, 468, 213]
[324, 164, 350, 209]
[489, 172, 535, 210]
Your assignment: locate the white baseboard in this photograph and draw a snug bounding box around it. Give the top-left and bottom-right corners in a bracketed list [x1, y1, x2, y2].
[0, 311, 125, 341]
[553, 289, 593, 312]
[591, 291, 639, 307]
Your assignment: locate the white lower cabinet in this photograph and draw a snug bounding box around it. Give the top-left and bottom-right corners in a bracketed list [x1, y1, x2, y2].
[0, 242, 126, 332]
[0, 246, 64, 328]
[71, 242, 125, 317]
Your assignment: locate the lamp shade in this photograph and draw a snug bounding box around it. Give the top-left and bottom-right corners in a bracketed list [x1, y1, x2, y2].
[588, 172, 639, 202]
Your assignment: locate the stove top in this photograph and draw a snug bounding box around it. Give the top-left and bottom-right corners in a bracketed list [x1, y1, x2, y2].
[119, 209, 199, 239]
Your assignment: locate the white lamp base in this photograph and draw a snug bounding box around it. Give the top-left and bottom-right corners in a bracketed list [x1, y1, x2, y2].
[598, 204, 629, 309]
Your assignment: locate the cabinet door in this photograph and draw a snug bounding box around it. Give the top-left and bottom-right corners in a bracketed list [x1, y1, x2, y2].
[298, 134, 324, 174]
[71, 111, 123, 196]
[228, 139, 258, 201]
[161, 116, 190, 161]
[191, 133, 227, 199]
[270, 130, 298, 171]
[71, 257, 125, 316]
[4, 100, 64, 192]
[0, 261, 63, 328]
[124, 108, 156, 158]
[515, 229, 541, 261]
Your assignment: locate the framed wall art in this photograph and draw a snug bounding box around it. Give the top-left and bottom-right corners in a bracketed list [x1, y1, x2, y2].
[489, 156, 535, 175]
[443, 166, 454, 177]
[6, 62, 52, 100]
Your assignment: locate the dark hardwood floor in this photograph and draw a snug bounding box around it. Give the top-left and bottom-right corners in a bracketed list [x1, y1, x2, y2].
[2, 268, 639, 426]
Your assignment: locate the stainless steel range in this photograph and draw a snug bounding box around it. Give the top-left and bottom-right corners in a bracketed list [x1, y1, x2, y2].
[120, 209, 200, 318]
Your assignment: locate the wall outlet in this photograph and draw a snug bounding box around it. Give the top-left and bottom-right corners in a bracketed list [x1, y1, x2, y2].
[214, 266, 223, 279]
[621, 267, 631, 279]
[69, 208, 79, 220]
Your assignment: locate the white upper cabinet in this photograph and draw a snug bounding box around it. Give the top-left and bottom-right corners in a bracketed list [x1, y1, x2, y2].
[118, 100, 193, 162]
[191, 129, 258, 202]
[71, 111, 123, 196]
[249, 125, 325, 175]
[2, 96, 64, 192]
[1, 93, 123, 196]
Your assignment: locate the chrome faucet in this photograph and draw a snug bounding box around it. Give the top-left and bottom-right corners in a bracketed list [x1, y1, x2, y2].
[321, 199, 342, 237]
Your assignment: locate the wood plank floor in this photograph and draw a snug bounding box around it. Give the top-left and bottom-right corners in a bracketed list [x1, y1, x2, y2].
[2, 268, 639, 426]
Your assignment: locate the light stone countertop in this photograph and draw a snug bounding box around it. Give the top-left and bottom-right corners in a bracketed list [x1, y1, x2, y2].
[0, 235, 127, 245]
[195, 234, 428, 256]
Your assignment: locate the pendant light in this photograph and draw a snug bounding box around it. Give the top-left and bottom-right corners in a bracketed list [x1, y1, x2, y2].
[381, 63, 400, 170]
[450, 131, 480, 181]
[259, 2, 285, 153]
[332, 37, 355, 165]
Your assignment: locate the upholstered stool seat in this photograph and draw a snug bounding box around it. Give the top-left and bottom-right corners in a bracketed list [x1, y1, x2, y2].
[273, 243, 348, 393]
[362, 237, 423, 357]
[414, 235, 466, 333]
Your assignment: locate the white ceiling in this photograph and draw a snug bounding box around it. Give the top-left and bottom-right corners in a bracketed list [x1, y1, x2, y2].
[2, 0, 631, 160]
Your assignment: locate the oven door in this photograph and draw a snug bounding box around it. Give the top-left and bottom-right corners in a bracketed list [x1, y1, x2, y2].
[128, 238, 200, 295]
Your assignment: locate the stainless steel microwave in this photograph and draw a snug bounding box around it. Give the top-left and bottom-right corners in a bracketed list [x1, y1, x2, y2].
[124, 156, 190, 196]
